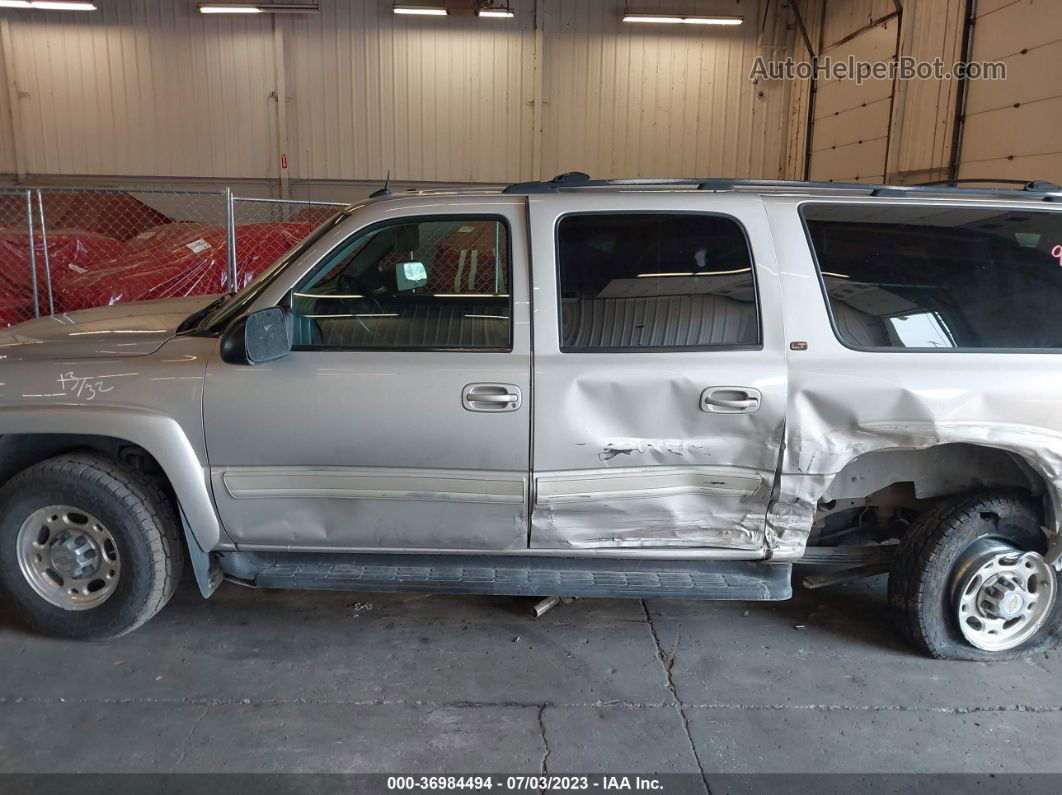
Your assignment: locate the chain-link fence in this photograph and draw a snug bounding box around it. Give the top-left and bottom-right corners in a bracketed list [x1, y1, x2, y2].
[231, 197, 346, 289]
[0, 187, 348, 327]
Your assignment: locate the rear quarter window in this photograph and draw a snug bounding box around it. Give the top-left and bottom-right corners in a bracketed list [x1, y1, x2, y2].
[801, 203, 1062, 351]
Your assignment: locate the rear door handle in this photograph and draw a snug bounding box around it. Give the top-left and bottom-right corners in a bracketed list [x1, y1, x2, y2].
[700, 386, 762, 414]
[463, 383, 522, 412]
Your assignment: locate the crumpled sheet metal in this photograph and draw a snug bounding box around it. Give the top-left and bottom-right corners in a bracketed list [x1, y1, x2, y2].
[532, 495, 765, 549]
[531, 353, 787, 549]
[767, 412, 1062, 564]
[532, 461, 774, 550]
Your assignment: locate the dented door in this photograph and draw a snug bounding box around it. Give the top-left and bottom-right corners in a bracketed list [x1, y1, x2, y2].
[528, 193, 787, 551]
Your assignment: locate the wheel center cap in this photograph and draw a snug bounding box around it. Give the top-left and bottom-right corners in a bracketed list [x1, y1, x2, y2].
[1001, 592, 1026, 618]
[980, 576, 1027, 620]
[49, 532, 100, 579]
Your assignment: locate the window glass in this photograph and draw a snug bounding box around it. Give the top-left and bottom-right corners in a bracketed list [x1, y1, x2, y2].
[556, 213, 759, 351]
[290, 218, 511, 350]
[803, 204, 1062, 351]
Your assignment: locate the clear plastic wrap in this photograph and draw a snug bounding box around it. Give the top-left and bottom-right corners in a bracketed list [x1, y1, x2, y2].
[0, 189, 341, 326]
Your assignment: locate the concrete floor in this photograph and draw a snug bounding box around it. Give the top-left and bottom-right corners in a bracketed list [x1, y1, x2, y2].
[1, 572, 1061, 782]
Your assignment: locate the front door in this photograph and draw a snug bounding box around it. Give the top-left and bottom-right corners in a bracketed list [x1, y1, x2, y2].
[203, 203, 531, 551]
[527, 194, 786, 551]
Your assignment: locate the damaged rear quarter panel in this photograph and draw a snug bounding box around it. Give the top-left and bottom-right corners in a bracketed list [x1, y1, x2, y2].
[764, 197, 1062, 561]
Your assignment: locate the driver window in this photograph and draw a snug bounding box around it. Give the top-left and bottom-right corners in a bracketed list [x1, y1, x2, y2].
[290, 217, 511, 350]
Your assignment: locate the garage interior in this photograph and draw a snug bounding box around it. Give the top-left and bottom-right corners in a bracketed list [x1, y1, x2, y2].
[1, 0, 1061, 787]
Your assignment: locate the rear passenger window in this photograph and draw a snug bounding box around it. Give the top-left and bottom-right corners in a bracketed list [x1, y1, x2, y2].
[290, 217, 510, 350]
[556, 213, 759, 351]
[803, 204, 1062, 351]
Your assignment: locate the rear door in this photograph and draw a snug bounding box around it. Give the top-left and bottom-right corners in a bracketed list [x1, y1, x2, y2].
[527, 192, 786, 550]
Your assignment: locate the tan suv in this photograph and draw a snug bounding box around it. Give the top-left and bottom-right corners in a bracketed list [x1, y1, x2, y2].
[0, 173, 1060, 661]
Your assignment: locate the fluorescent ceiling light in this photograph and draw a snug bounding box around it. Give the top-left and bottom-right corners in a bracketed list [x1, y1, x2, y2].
[198, 3, 319, 13]
[393, 5, 447, 15]
[393, 5, 515, 18]
[623, 14, 743, 25]
[199, 4, 261, 12]
[683, 16, 743, 25]
[31, 1, 97, 8]
[2, 1, 99, 9]
[624, 15, 681, 24]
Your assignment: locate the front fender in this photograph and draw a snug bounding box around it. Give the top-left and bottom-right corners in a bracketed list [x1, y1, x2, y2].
[0, 404, 223, 552]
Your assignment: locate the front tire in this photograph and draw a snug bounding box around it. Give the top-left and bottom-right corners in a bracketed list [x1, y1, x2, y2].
[889, 490, 1062, 661]
[0, 453, 183, 640]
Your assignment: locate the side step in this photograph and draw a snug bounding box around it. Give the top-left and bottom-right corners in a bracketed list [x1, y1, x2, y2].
[218, 551, 792, 601]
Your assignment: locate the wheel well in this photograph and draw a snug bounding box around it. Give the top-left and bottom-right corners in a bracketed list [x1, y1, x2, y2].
[811, 443, 1048, 544]
[0, 433, 173, 501]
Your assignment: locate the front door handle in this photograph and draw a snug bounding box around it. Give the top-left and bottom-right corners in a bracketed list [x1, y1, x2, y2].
[700, 386, 762, 414]
[463, 383, 522, 412]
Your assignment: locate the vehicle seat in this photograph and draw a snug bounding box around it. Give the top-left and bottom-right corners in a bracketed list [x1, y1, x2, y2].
[315, 300, 508, 348]
[561, 293, 757, 348]
[830, 301, 891, 348]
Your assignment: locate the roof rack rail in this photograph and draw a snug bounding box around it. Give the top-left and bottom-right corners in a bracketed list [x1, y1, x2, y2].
[916, 178, 1062, 192]
[501, 173, 1062, 202]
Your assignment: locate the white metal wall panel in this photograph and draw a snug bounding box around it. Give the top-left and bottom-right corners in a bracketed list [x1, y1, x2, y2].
[958, 0, 1062, 183]
[808, 18, 898, 182]
[3, 1, 276, 179]
[0, 0, 843, 185]
[0, 24, 16, 177]
[539, 0, 796, 179]
[285, 0, 537, 183]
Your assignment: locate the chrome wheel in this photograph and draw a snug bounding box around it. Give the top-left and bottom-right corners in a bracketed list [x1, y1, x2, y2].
[951, 538, 1056, 652]
[16, 505, 121, 611]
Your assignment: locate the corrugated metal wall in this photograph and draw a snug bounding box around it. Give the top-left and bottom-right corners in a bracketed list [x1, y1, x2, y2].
[539, 0, 796, 179]
[0, 0, 806, 188]
[285, 0, 537, 183]
[0, 3, 278, 180]
[0, 0, 1016, 191]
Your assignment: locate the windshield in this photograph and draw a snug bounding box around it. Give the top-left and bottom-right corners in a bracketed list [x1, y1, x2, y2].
[187, 210, 349, 334]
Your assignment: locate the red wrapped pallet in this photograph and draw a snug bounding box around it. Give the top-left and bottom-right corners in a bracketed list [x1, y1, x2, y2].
[59, 224, 228, 312]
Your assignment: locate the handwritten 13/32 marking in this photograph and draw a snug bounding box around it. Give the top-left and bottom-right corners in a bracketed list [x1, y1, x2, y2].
[57, 371, 115, 401]
[1052, 244, 1062, 266]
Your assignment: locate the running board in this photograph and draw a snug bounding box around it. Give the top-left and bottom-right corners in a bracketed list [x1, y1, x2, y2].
[217, 551, 792, 601]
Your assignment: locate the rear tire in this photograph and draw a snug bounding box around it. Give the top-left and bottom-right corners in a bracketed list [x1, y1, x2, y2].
[888, 490, 1062, 661]
[0, 453, 183, 640]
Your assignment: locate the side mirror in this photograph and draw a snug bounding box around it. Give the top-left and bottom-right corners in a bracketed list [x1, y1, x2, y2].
[220, 306, 293, 366]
